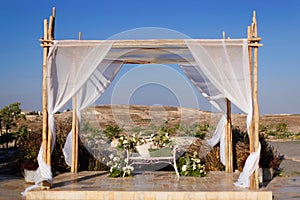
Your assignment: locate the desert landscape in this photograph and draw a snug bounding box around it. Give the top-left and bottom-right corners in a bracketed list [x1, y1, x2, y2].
[19, 104, 300, 165]
[1, 104, 300, 199]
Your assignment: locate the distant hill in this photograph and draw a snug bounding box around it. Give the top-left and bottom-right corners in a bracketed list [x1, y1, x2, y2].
[20, 104, 300, 138]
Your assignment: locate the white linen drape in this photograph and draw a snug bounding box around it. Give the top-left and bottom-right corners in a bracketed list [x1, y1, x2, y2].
[183, 39, 259, 188]
[31, 40, 118, 191]
[63, 61, 123, 166]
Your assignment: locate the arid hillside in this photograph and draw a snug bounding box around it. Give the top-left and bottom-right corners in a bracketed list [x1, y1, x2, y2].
[21, 104, 300, 138]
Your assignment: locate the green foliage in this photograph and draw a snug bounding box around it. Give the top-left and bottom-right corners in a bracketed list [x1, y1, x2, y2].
[158, 121, 175, 135]
[15, 130, 40, 171]
[104, 125, 123, 141]
[276, 123, 287, 132]
[0, 102, 25, 130]
[0, 102, 26, 148]
[260, 123, 299, 140]
[178, 123, 212, 139]
[177, 151, 206, 177]
[259, 124, 276, 137]
[81, 122, 103, 140]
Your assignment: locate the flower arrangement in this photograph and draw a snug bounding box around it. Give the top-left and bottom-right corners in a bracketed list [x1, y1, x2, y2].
[117, 134, 146, 152]
[103, 134, 146, 177]
[150, 131, 174, 148]
[103, 151, 134, 177]
[177, 151, 206, 177]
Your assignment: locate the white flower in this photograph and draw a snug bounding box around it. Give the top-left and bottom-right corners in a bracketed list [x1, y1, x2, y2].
[123, 140, 128, 144]
[192, 164, 196, 170]
[182, 165, 187, 172]
[109, 154, 114, 159]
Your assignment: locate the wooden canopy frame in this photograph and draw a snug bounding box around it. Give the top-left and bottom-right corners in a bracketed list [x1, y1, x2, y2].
[40, 8, 262, 190]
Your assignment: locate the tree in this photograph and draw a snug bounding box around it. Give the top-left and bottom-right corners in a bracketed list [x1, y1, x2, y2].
[0, 102, 25, 149]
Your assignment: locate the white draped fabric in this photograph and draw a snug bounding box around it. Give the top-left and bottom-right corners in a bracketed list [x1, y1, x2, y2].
[63, 61, 124, 166]
[181, 39, 260, 187]
[30, 40, 124, 192]
[24, 39, 260, 195]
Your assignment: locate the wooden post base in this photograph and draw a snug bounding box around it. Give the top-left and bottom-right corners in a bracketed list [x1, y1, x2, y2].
[41, 181, 51, 190]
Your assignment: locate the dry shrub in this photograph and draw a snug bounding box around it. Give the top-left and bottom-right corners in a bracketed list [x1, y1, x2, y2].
[199, 126, 282, 174]
[52, 117, 72, 174]
[53, 113, 108, 173]
[203, 146, 225, 171]
[234, 141, 249, 171]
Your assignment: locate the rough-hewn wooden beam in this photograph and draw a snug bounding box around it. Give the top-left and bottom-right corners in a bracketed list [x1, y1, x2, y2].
[225, 98, 233, 173]
[41, 7, 56, 191]
[249, 10, 261, 190]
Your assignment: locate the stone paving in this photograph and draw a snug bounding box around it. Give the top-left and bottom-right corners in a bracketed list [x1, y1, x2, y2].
[26, 171, 271, 200]
[1, 171, 300, 199]
[51, 171, 244, 192]
[264, 176, 300, 200]
[0, 175, 26, 200]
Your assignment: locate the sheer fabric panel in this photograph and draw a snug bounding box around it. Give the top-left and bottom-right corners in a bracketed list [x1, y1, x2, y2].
[184, 39, 259, 188]
[34, 41, 115, 188]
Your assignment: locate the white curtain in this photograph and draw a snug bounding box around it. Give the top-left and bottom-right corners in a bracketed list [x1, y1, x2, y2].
[183, 39, 259, 188]
[63, 61, 123, 166]
[33, 40, 123, 189]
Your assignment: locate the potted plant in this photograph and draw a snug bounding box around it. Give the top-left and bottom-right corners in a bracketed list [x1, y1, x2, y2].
[20, 146, 39, 183]
[16, 129, 40, 184]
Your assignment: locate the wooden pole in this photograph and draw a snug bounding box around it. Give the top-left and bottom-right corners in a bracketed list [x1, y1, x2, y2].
[46, 9, 55, 167]
[225, 98, 233, 172]
[222, 32, 233, 173]
[248, 25, 256, 189]
[41, 7, 56, 190]
[71, 32, 82, 173]
[71, 97, 78, 173]
[248, 26, 253, 90]
[249, 10, 260, 190]
[42, 18, 49, 173]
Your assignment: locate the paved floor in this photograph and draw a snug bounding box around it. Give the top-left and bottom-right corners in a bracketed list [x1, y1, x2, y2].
[26, 171, 271, 200]
[0, 175, 26, 200]
[264, 176, 300, 200]
[1, 171, 300, 200]
[1, 141, 299, 200]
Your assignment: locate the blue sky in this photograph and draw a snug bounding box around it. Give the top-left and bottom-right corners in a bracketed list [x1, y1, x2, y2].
[0, 1, 299, 114]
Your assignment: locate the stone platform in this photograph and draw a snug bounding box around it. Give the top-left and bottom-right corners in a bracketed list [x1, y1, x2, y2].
[26, 171, 272, 200]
